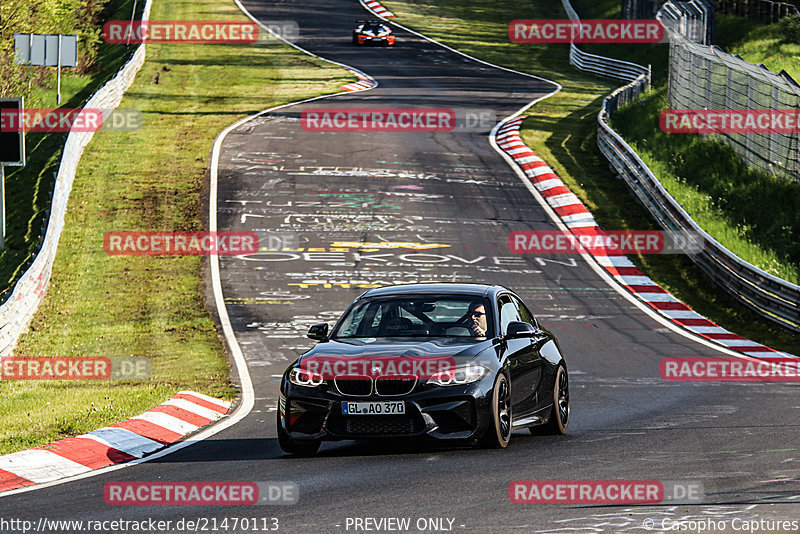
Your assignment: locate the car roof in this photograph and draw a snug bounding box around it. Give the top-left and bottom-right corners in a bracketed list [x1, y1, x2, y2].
[359, 283, 509, 299]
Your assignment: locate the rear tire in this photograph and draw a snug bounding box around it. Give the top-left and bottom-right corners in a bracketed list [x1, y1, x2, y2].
[480, 373, 512, 448]
[277, 409, 321, 456]
[531, 365, 569, 435]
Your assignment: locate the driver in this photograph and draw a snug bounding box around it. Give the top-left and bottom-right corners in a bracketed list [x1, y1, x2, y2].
[466, 301, 488, 337]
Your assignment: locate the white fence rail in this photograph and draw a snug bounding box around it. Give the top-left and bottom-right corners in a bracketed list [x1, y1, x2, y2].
[573, 0, 800, 332]
[0, 0, 153, 357]
[560, 0, 651, 83]
[597, 86, 800, 332]
[659, 0, 715, 44]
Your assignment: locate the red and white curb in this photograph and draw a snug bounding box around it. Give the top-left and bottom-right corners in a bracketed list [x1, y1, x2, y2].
[339, 68, 377, 92]
[363, 0, 395, 18]
[0, 391, 231, 493]
[496, 116, 797, 359]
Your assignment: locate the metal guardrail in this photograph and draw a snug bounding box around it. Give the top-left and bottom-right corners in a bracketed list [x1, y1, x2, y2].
[597, 78, 800, 333]
[659, 0, 715, 44]
[560, 0, 652, 83]
[0, 0, 154, 357]
[555, 0, 800, 332]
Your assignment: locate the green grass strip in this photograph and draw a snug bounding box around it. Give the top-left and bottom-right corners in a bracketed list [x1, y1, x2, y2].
[0, 0, 147, 298]
[0, 0, 354, 455]
[610, 87, 800, 285]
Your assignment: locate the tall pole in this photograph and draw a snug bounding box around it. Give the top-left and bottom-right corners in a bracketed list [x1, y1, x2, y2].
[0, 165, 6, 250]
[57, 34, 62, 105]
[127, 0, 138, 46]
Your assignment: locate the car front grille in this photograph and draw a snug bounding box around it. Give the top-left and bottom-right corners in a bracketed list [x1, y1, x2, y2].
[334, 377, 372, 396]
[333, 376, 417, 396]
[375, 376, 416, 396]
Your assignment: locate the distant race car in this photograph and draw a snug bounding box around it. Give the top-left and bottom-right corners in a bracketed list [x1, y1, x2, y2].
[353, 20, 396, 46]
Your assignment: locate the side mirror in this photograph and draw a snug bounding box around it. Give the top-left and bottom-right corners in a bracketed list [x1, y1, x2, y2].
[307, 323, 329, 341]
[505, 321, 536, 339]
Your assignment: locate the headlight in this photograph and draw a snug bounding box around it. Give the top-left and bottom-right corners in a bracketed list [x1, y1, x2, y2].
[289, 367, 324, 387]
[426, 364, 489, 386]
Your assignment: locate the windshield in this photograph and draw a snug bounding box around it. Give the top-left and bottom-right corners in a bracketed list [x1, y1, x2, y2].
[332, 295, 494, 339]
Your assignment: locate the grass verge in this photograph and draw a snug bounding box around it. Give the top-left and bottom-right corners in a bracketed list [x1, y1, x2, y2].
[0, 0, 146, 298]
[0, 0, 354, 455]
[718, 13, 800, 81]
[381, 0, 800, 355]
[610, 87, 799, 285]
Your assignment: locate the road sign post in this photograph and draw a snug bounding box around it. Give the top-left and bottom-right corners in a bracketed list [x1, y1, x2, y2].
[0, 165, 5, 250]
[14, 34, 78, 105]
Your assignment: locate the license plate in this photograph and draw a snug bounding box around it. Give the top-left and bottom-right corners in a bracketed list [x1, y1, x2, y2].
[342, 401, 405, 415]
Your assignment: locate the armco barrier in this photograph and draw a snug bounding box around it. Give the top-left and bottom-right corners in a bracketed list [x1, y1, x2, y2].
[597, 79, 800, 333]
[556, 0, 800, 332]
[0, 0, 153, 358]
[560, 0, 651, 83]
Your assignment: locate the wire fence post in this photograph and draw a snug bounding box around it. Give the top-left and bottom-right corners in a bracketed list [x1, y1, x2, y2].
[0, 165, 5, 250]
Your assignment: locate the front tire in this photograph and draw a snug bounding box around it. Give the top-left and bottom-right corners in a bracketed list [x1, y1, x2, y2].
[277, 409, 321, 456]
[531, 365, 569, 435]
[480, 373, 512, 448]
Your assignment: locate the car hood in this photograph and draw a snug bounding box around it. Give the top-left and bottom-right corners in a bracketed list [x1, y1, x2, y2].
[299, 337, 493, 364]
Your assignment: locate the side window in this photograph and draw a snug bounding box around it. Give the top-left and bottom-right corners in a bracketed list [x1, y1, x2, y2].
[370, 306, 383, 329]
[339, 302, 368, 336]
[498, 296, 521, 335]
[512, 295, 536, 327]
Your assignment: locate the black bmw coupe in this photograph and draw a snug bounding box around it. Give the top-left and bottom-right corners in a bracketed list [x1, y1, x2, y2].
[277, 283, 569, 455]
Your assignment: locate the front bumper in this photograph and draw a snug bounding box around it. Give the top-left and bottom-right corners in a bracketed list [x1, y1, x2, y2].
[279, 379, 493, 442]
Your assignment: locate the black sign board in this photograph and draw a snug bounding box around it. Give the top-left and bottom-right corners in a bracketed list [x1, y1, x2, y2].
[0, 98, 25, 166]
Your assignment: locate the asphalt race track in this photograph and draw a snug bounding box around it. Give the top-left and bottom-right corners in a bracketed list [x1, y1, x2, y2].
[2, 0, 799, 532]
